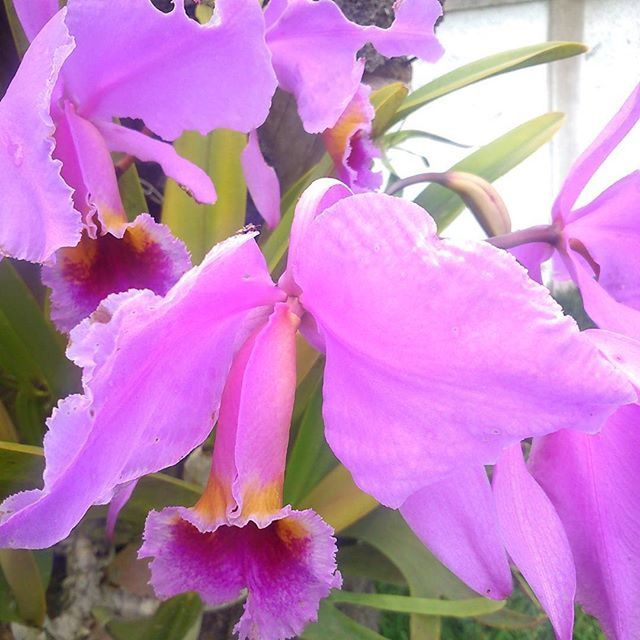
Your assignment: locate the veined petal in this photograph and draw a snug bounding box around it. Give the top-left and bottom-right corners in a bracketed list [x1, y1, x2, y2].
[266, 0, 442, 132]
[42, 214, 191, 332]
[291, 192, 634, 507]
[0, 233, 283, 548]
[199, 301, 300, 525]
[401, 466, 512, 600]
[493, 445, 576, 640]
[0, 10, 79, 262]
[553, 82, 639, 221]
[564, 251, 640, 342]
[13, 0, 59, 42]
[322, 84, 381, 193]
[564, 171, 640, 310]
[241, 130, 281, 228]
[140, 506, 340, 640]
[509, 242, 553, 284]
[96, 120, 216, 205]
[57, 103, 127, 236]
[529, 405, 640, 640]
[63, 0, 277, 140]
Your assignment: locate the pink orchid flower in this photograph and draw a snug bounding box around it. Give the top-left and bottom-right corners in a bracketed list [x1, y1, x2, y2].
[1, 0, 277, 329]
[512, 82, 640, 340]
[0, 181, 633, 636]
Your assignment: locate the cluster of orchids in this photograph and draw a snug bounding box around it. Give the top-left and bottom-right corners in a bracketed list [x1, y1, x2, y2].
[0, 0, 638, 639]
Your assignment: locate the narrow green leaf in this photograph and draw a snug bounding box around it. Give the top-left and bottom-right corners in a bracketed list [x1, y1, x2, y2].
[381, 129, 471, 149]
[337, 543, 406, 587]
[162, 129, 247, 264]
[414, 112, 565, 231]
[119, 164, 148, 222]
[300, 465, 378, 532]
[261, 155, 333, 273]
[0, 398, 18, 443]
[476, 608, 547, 630]
[0, 550, 46, 627]
[330, 592, 505, 618]
[0, 261, 79, 399]
[107, 594, 202, 640]
[284, 379, 337, 506]
[391, 42, 586, 125]
[370, 82, 408, 138]
[2, 0, 29, 57]
[302, 601, 387, 640]
[13, 386, 47, 445]
[0, 441, 45, 501]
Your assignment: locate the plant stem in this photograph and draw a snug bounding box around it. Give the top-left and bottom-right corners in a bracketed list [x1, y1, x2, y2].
[486, 225, 561, 250]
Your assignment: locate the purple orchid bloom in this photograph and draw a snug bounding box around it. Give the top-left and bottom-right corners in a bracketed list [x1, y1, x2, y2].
[1, 0, 277, 329]
[512, 82, 640, 340]
[322, 83, 382, 193]
[0, 181, 633, 637]
[139, 302, 341, 639]
[264, 0, 444, 133]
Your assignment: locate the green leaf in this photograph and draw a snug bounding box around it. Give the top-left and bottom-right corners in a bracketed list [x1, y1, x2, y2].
[119, 164, 148, 222]
[0, 441, 45, 501]
[381, 130, 471, 149]
[0, 550, 47, 627]
[391, 42, 586, 125]
[0, 398, 18, 442]
[370, 82, 408, 138]
[302, 601, 387, 640]
[162, 129, 247, 264]
[329, 592, 505, 618]
[475, 607, 547, 630]
[2, 0, 29, 57]
[337, 543, 406, 587]
[284, 379, 337, 506]
[106, 594, 202, 640]
[414, 112, 565, 231]
[261, 155, 333, 273]
[0, 261, 79, 400]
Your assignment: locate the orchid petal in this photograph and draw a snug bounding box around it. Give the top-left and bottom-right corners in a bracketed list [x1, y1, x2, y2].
[564, 171, 640, 310]
[0, 10, 79, 262]
[529, 405, 640, 640]
[493, 445, 576, 640]
[63, 0, 277, 140]
[241, 130, 281, 228]
[42, 213, 191, 333]
[141, 506, 340, 640]
[106, 480, 138, 539]
[401, 466, 512, 600]
[13, 0, 59, 42]
[322, 84, 382, 193]
[565, 251, 640, 342]
[509, 242, 553, 284]
[96, 120, 216, 205]
[553, 82, 640, 221]
[291, 192, 634, 507]
[0, 233, 283, 548]
[585, 329, 640, 391]
[266, 0, 442, 132]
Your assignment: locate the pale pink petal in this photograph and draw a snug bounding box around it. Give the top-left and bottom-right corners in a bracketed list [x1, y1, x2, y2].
[0, 11, 79, 262]
[96, 120, 216, 205]
[42, 214, 191, 332]
[322, 84, 381, 193]
[266, 0, 442, 132]
[529, 405, 640, 640]
[106, 480, 138, 539]
[401, 466, 512, 600]
[241, 130, 281, 228]
[58, 104, 127, 235]
[141, 506, 340, 640]
[364, 0, 444, 61]
[585, 329, 640, 391]
[509, 242, 553, 284]
[563, 171, 640, 310]
[63, 0, 277, 140]
[565, 251, 640, 342]
[0, 234, 283, 548]
[291, 192, 634, 507]
[553, 82, 640, 221]
[493, 445, 576, 640]
[13, 0, 59, 41]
